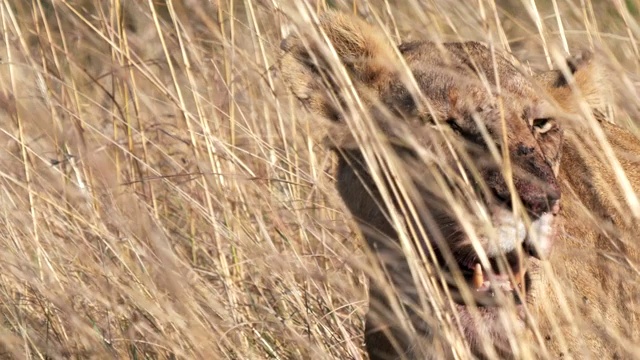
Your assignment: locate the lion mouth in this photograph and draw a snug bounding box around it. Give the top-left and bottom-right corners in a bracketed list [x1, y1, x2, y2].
[467, 260, 528, 306]
[445, 206, 558, 308]
[450, 249, 531, 308]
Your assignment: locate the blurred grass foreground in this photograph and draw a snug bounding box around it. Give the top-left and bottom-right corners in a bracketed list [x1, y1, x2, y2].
[0, 1, 638, 359]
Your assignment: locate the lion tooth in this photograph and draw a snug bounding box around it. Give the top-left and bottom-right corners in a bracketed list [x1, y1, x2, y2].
[511, 271, 524, 290]
[473, 263, 484, 289]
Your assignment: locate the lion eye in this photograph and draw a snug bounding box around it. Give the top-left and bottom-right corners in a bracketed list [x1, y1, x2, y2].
[420, 114, 436, 126]
[446, 118, 463, 134]
[533, 118, 554, 133]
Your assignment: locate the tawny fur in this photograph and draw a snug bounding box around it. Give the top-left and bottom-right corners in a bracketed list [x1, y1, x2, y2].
[531, 62, 640, 358]
[281, 11, 640, 359]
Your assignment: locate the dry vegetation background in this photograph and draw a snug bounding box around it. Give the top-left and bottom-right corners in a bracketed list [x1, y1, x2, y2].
[0, 0, 638, 359]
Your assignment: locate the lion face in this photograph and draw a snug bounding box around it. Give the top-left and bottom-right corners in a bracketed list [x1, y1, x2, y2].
[383, 40, 563, 261]
[280, 12, 570, 358]
[331, 41, 564, 357]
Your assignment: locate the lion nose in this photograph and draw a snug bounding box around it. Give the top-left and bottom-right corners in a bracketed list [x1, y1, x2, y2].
[520, 186, 561, 217]
[491, 178, 561, 217]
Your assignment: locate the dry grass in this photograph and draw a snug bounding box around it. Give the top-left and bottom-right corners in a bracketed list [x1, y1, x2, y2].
[0, 0, 638, 359]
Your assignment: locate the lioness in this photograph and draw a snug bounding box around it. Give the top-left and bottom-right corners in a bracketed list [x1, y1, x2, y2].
[280, 11, 640, 359]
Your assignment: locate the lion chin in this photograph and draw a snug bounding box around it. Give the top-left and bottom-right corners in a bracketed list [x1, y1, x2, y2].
[440, 205, 560, 357]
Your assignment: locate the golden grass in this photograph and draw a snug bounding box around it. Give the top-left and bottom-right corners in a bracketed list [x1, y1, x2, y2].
[0, 0, 638, 359]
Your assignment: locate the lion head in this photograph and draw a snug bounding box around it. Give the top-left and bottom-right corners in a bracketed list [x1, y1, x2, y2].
[279, 11, 609, 359]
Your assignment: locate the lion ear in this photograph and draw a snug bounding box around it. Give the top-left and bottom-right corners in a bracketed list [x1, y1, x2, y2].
[537, 50, 614, 120]
[279, 11, 399, 125]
